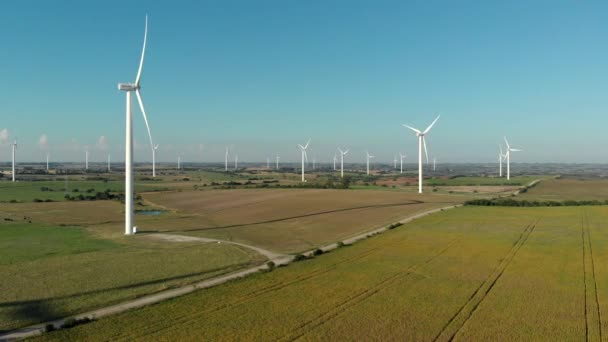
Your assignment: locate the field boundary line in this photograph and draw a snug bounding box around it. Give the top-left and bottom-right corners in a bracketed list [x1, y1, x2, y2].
[432, 217, 541, 342]
[582, 208, 602, 341]
[0, 204, 461, 342]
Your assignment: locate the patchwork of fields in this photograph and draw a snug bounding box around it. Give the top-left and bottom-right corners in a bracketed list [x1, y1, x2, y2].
[35, 206, 608, 341]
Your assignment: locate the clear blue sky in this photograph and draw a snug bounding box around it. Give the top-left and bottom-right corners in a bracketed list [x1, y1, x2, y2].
[1, 0, 607, 163]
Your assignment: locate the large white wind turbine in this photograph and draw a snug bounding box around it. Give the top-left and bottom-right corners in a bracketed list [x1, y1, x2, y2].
[11, 139, 17, 182]
[298, 139, 310, 182]
[504, 137, 522, 180]
[338, 147, 349, 178]
[365, 151, 375, 175]
[403, 115, 440, 193]
[117, 15, 155, 236]
[399, 152, 406, 174]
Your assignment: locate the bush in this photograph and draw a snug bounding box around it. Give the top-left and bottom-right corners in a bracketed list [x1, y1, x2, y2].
[336, 241, 346, 248]
[44, 323, 55, 333]
[388, 222, 403, 230]
[313, 248, 324, 256]
[266, 261, 276, 271]
[293, 254, 308, 262]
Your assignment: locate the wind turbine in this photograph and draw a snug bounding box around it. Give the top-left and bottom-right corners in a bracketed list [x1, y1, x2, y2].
[152, 144, 159, 177]
[393, 155, 397, 169]
[433, 157, 437, 172]
[107, 153, 111, 172]
[333, 153, 337, 171]
[224, 147, 229, 171]
[338, 147, 349, 178]
[403, 115, 440, 193]
[498, 144, 504, 177]
[234, 154, 238, 170]
[312, 156, 316, 170]
[504, 137, 522, 180]
[117, 15, 155, 236]
[85, 150, 89, 170]
[266, 156, 270, 169]
[366, 151, 375, 175]
[46, 152, 49, 171]
[276, 154, 280, 169]
[399, 153, 406, 174]
[177, 155, 181, 170]
[11, 139, 17, 182]
[298, 139, 310, 182]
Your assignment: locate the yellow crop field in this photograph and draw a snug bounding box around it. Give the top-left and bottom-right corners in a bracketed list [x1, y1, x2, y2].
[36, 206, 608, 341]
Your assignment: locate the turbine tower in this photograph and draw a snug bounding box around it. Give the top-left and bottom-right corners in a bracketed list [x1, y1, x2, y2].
[224, 147, 229, 171]
[152, 144, 159, 177]
[433, 157, 437, 172]
[403, 115, 440, 193]
[393, 155, 397, 169]
[338, 147, 349, 178]
[333, 153, 337, 171]
[276, 154, 280, 169]
[85, 150, 89, 170]
[108, 154, 111, 172]
[11, 139, 17, 182]
[177, 155, 181, 170]
[234, 154, 238, 170]
[399, 153, 406, 174]
[266, 156, 270, 169]
[504, 137, 522, 180]
[46, 152, 49, 171]
[117, 15, 155, 236]
[498, 144, 504, 177]
[366, 151, 375, 175]
[298, 139, 310, 182]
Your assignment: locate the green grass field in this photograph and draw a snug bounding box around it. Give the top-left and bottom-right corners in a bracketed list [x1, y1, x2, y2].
[517, 177, 608, 201]
[0, 222, 264, 331]
[35, 206, 608, 340]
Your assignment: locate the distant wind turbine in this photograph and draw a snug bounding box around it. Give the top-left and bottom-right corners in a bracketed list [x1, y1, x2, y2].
[85, 150, 89, 170]
[152, 144, 159, 177]
[225, 147, 229, 171]
[498, 144, 504, 177]
[393, 155, 397, 169]
[108, 154, 111, 172]
[46, 152, 50, 171]
[117, 15, 155, 235]
[333, 153, 337, 171]
[504, 137, 522, 180]
[234, 154, 238, 170]
[338, 147, 349, 178]
[403, 115, 440, 193]
[399, 153, 406, 174]
[276, 154, 280, 169]
[11, 139, 17, 182]
[266, 156, 270, 169]
[366, 151, 375, 175]
[298, 139, 310, 182]
[177, 155, 181, 170]
[433, 157, 437, 172]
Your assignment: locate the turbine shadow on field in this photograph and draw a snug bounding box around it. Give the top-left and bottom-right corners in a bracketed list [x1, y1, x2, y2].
[0, 263, 252, 329]
[178, 200, 438, 233]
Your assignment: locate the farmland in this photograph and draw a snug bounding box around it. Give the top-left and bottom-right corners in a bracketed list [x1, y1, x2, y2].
[517, 177, 608, 201]
[35, 205, 608, 341]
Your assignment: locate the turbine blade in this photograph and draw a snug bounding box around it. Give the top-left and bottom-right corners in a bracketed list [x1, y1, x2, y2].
[304, 138, 311, 149]
[422, 137, 429, 163]
[344, 149, 349, 155]
[511, 148, 522, 152]
[135, 90, 154, 150]
[298, 144, 304, 149]
[422, 115, 440, 134]
[135, 15, 148, 86]
[504, 136, 510, 150]
[402, 124, 421, 134]
[338, 147, 343, 154]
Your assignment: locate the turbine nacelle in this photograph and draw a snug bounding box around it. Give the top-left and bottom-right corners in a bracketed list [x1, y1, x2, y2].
[118, 83, 139, 91]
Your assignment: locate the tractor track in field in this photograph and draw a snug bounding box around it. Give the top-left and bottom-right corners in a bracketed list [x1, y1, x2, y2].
[582, 209, 602, 342]
[432, 217, 541, 342]
[280, 238, 462, 342]
[112, 246, 388, 341]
